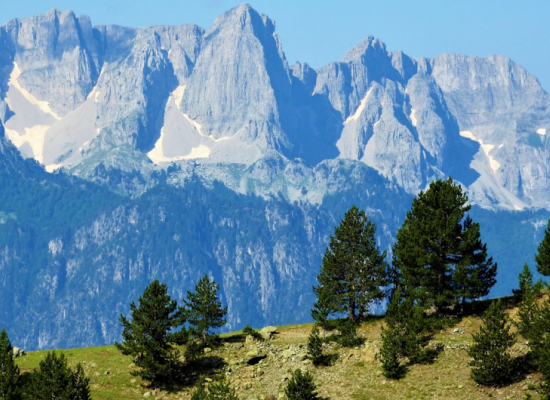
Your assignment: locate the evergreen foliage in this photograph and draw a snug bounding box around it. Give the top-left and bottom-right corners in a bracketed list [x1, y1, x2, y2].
[336, 318, 363, 348]
[190, 378, 209, 400]
[310, 296, 336, 339]
[539, 337, 550, 400]
[307, 325, 325, 366]
[207, 375, 239, 400]
[284, 369, 320, 400]
[536, 220, 550, 277]
[314, 205, 388, 322]
[380, 316, 406, 379]
[468, 299, 516, 385]
[242, 324, 261, 341]
[116, 280, 187, 386]
[0, 328, 21, 400]
[393, 178, 497, 311]
[184, 275, 228, 346]
[30, 351, 91, 400]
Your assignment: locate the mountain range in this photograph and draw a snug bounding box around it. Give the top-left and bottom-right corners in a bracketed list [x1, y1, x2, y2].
[0, 4, 549, 350]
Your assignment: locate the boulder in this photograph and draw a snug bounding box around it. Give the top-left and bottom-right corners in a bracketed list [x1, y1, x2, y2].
[245, 349, 265, 363]
[261, 326, 277, 334]
[259, 331, 273, 341]
[11, 347, 25, 358]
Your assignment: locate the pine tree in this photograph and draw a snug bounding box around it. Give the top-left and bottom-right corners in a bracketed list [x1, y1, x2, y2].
[513, 263, 536, 301]
[539, 337, 550, 400]
[337, 318, 362, 348]
[30, 351, 91, 400]
[310, 295, 336, 339]
[380, 320, 406, 379]
[307, 324, 324, 366]
[184, 275, 228, 346]
[313, 206, 388, 323]
[0, 328, 21, 400]
[393, 178, 496, 312]
[116, 280, 187, 386]
[71, 362, 91, 400]
[284, 369, 320, 400]
[536, 219, 550, 277]
[468, 299, 516, 385]
[453, 216, 497, 309]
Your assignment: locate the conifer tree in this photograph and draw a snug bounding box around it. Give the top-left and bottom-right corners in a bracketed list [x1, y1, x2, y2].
[313, 206, 388, 323]
[536, 219, 550, 277]
[393, 178, 496, 312]
[184, 275, 227, 345]
[307, 324, 324, 366]
[539, 337, 550, 400]
[310, 295, 336, 339]
[71, 363, 91, 400]
[116, 280, 187, 386]
[284, 369, 320, 400]
[380, 318, 406, 379]
[468, 299, 516, 385]
[30, 351, 91, 400]
[0, 328, 21, 400]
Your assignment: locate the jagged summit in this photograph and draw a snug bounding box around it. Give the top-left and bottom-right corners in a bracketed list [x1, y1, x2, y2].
[1, 5, 550, 209]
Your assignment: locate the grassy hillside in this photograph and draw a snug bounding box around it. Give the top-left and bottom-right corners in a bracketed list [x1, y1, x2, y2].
[14, 297, 542, 400]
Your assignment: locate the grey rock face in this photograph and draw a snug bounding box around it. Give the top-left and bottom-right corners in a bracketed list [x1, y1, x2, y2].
[1, 4, 550, 210]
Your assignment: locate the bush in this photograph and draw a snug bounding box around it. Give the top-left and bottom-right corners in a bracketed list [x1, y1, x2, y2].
[242, 324, 262, 341]
[284, 369, 320, 400]
[468, 299, 516, 385]
[191, 376, 239, 400]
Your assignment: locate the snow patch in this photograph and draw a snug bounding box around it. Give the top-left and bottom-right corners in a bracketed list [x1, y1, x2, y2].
[9, 63, 61, 120]
[45, 164, 62, 173]
[460, 131, 500, 174]
[5, 125, 49, 163]
[345, 87, 373, 124]
[410, 109, 417, 127]
[537, 128, 547, 136]
[147, 127, 211, 164]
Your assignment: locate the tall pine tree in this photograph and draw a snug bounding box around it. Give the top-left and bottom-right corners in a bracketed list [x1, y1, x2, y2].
[0, 328, 21, 400]
[536, 220, 550, 277]
[393, 178, 496, 312]
[184, 275, 228, 345]
[313, 206, 388, 323]
[116, 280, 187, 386]
[468, 299, 516, 385]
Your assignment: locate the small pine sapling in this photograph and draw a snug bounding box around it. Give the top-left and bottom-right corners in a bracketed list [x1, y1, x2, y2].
[284, 369, 320, 400]
[307, 324, 325, 366]
[380, 322, 406, 379]
[468, 299, 516, 385]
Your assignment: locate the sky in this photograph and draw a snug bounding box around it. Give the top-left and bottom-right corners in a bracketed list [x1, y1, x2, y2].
[2, 0, 550, 90]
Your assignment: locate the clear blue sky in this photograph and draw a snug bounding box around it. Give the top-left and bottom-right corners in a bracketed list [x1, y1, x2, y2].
[3, 0, 550, 90]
